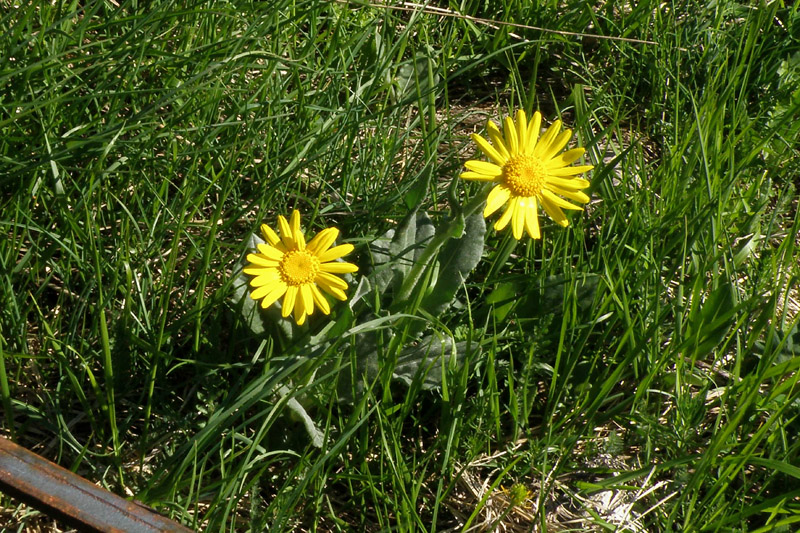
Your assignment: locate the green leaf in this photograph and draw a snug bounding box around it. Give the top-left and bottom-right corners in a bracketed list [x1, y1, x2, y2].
[753, 320, 800, 364]
[367, 228, 395, 295]
[746, 457, 800, 481]
[337, 316, 463, 403]
[336, 313, 425, 403]
[277, 385, 324, 448]
[485, 281, 518, 322]
[392, 334, 476, 390]
[337, 328, 383, 404]
[394, 51, 440, 102]
[733, 230, 762, 268]
[231, 233, 291, 340]
[368, 211, 436, 297]
[413, 212, 435, 261]
[523, 273, 600, 319]
[286, 397, 324, 448]
[684, 282, 737, 360]
[390, 209, 419, 279]
[348, 275, 372, 310]
[231, 270, 267, 336]
[420, 213, 485, 316]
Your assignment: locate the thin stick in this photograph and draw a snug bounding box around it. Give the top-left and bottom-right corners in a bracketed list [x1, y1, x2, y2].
[337, 0, 659, 46]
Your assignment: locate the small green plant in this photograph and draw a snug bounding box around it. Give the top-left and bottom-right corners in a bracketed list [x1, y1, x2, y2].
[230, 106, 594, 446]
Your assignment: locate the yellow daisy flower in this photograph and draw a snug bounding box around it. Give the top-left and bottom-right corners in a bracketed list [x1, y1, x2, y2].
[243, 210, 358, 325]
[461, 109, 594, 240]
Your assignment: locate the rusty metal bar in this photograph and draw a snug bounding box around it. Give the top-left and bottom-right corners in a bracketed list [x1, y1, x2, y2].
[0, 437, 192, 532]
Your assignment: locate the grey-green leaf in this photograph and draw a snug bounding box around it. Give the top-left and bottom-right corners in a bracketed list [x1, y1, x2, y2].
[231, 233, 269, 336]
[368, 211, 435, 297]
[232, 232, 291, 340]
[286, 396, 324, 448]
[421, 213, 485, 316]
[393, 334, 475, 390]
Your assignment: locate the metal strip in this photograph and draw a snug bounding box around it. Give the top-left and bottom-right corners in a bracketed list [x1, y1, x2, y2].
[0, 438, 192, 532]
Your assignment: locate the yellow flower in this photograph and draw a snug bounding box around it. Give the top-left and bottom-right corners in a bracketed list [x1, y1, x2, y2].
[461, 109, 593, 240]
[243, 210, 358, 325]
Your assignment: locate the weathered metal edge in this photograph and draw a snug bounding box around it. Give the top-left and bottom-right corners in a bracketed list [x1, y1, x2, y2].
[0, 437, 193, 532]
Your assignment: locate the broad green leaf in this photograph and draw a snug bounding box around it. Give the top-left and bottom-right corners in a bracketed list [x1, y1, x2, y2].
[231, 233, 292, 339]
[733, 230, 761, 268]
[368, 227, 396, 295]
[394, 52, 440, 102]
[523, 273, 600, 319]
[348, 275, 372, 310]
[421, 213, 486, 316]
[684, 282, 737, 360]
[392, 334, 476, 390]
[413, 212, 435, 261]
[391, 209, 419, 278]
[285, 396, 324, 448]
[486, 281, 519, 322]
[367, 211, 436, 298]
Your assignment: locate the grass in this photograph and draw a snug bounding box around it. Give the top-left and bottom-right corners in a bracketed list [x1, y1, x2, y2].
[1, 0, 800, 531]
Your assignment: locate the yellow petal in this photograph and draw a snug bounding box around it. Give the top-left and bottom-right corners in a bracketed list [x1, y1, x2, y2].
[300, 284, 315, 316]
[547, 147, 585, 168]
[511, 197, 524, 240]
[503, 116, 519, 154]
[515, 109, 528, 151]
[320, 261, 359, 274]
[540, 195, 569, 226]
[307, 227, 339, 255]
[317, 271, 348, 291]
[310, 284, 331, 315]
[255, 245, 284, 262]
[247, 252, 281, 267]
[524, 198, 541, 239]
[548, 187, 590, 204]
[525, 111, 542, 154]
[471, 133, 506, 166]
[548, 165, 594, 177]
[278, 215, 295, 250]
[243, 265, 271, 276]
[317, 243, 354, 263]
[494, 200, 514, 231]
[253, 281, 287, 308]
[321, 284, 347, 301]
[541, 189, 583, 211]
[282, 286, 298, 317]
[260, 223, 281, 246]
[294, 303, 306, 325]
[262, 284, 288, 309]
[290, 210, 306, 250]
[294, 229, 306, 250]
[289, 210, 301, 231]
[539, 129, 572, 161]
[546, 176, 591, 190]
[464, 160, 503, 177]
[484, 185, 511, 217]
[248, 269, 280, 287]
[486, 121, 510, 160]
[460, 171, 500, 181]
[534, 119, 562, 158]
[251, 281, 276, 300]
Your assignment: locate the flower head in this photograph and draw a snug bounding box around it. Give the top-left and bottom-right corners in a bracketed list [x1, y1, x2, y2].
[244, 210, 358, 325]
[461, 110, 593, 240]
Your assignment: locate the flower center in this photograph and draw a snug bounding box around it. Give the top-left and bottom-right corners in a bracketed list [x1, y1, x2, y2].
[279, 250, 320, 285]
[503, 155, 545, 197]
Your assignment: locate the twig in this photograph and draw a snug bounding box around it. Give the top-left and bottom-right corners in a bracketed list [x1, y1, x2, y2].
[337, 0, 659, 46]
